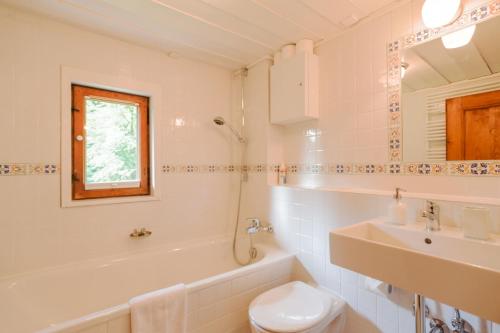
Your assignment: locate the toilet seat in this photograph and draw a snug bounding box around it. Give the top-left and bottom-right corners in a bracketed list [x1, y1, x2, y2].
[249, 281, 332, 333]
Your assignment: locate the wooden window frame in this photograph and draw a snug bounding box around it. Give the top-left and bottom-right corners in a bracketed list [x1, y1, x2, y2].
[71, 84, 150, 200]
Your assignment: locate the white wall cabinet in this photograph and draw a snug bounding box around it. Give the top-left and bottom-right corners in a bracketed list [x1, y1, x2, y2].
[270, 52, 318, 125]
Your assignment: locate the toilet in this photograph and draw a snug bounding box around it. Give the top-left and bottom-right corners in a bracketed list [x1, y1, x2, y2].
[248, 281, 346, 333]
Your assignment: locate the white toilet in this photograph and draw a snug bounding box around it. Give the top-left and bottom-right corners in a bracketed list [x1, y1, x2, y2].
[248, 281, 346, 333]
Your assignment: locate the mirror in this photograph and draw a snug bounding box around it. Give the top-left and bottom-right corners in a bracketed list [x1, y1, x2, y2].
[401, 15, 500, 161]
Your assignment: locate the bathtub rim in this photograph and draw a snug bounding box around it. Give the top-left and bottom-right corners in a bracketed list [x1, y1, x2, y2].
[34, 243, 294, 333]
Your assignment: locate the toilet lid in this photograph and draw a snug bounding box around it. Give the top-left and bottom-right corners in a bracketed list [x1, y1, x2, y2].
[249, 281, 332, 333]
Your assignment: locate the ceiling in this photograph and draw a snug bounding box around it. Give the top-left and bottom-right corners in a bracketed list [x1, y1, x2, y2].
[1, 0, 397, 70]
[402, 16, 500, 93]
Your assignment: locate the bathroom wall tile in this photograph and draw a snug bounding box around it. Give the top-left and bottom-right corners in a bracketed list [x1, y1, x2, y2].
[186, 312, 199, 332]
[312, 255, 326, 285]
[187, 292, 200, 314]
[357, 289, 377, 323]
[231, 269, 270, 295]
[312, 224, 326, 257]
[376, 296, 398, 333]
[341, 268, 358, 285]
[398, 306, 415, 333]
[198, 281, 232, 307]
[76, 324, 107, 333]
[357, 113, 372, 130]
[188, 269, 291, 333]
[324, 263, 341, 294]
[372, 108, 387, 129]
[299, 235, 314, 253]
[193, 308, 249, 333]
[391, 1, 412, 40]
[299, 218, 314, 237]
[220, 287, 258, 313]
[341, 282, 358, 310]
[198, 305, 218, 326]
[0, 5, 236, 278]
[107, 316, 131, 333]
[298, 249, 315, 272]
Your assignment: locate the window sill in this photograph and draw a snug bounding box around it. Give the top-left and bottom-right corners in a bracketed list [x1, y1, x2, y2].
[61, 193, 160, 208]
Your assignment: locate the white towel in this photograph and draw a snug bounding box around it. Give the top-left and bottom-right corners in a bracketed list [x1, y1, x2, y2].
[129, 284, 187, 333]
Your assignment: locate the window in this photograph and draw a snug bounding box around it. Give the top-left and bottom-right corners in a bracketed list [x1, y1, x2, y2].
[71, 85, 150, 200]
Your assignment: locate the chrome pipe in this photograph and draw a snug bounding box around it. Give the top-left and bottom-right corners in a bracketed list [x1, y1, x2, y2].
[415, 294, 426, 333]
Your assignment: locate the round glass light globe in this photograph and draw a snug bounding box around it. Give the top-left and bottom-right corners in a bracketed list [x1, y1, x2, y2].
[422, 0, 462, 28]
[441, 25, 476, 49]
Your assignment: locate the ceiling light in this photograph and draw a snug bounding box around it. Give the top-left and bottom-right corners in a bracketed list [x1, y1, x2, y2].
[400, 62, 409, 79]
[422, 0, 462, 28]
[441, 25, 476, 49]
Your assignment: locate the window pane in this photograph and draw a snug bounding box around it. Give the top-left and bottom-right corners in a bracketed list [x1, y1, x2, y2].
[85, 98, 139, 184]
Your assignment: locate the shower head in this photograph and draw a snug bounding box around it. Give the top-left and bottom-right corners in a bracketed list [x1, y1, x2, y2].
[212, 116, 246, 143]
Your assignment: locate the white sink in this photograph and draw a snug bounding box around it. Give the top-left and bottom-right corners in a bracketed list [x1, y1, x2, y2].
[330, 220, 500, 322]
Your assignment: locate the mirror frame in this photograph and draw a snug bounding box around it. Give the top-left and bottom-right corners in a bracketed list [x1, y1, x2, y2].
[387, 0, 500, 175]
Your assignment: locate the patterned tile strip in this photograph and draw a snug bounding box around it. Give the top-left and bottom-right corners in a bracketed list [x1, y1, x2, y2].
[161, 164, 278, 174]
[0, 164, 58, 176]
[284, 162, 500, 176]
[2, 162, 500, 176]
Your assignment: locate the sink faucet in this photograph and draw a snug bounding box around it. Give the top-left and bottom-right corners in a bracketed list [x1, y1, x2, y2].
[422, 200, 440, 232]
[247, 218, 273, 234]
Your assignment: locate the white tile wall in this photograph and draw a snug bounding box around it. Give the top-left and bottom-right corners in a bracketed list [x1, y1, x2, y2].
[0, 5, 239, 278]
[279, 0, 500, 198]
[232, 1, 500, 332]
[269, 185, 499, 333]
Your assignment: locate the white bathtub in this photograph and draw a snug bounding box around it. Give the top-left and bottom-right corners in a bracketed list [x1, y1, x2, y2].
[0, 237, 294, 333]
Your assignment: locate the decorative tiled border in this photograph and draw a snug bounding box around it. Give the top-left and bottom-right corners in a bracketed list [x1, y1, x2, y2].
[285, 161, 500, 176]
[0, 163, 278, 176]
[161, 164, 279, 174]
[2, 162, 500, 177]
[0, 163, 58, 176]
[386, 0, 500, 165]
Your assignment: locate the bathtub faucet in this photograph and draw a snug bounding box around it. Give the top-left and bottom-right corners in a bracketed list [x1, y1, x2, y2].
[246, 218, 273, 234]
[129, 227, 152, 239]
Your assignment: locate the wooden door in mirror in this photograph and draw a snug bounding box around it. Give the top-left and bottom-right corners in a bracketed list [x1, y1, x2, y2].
[446, 89, 500, 160]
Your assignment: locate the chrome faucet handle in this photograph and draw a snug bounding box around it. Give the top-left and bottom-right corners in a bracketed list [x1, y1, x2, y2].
[451, 308, 473, 333]
[246, 218, 273, 234]
[246, 218, 260, 235]
[426, 200, 439, 215]
[424, 200, 440, 231]
[130, 227, 152, 238]
[246, 218, 261, 227]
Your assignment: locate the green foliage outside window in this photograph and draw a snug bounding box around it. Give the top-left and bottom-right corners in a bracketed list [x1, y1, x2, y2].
[85, 98, 139, 184]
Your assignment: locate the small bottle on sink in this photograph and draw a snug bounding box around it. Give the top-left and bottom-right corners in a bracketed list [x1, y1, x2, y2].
[388, 187, 407, 225]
